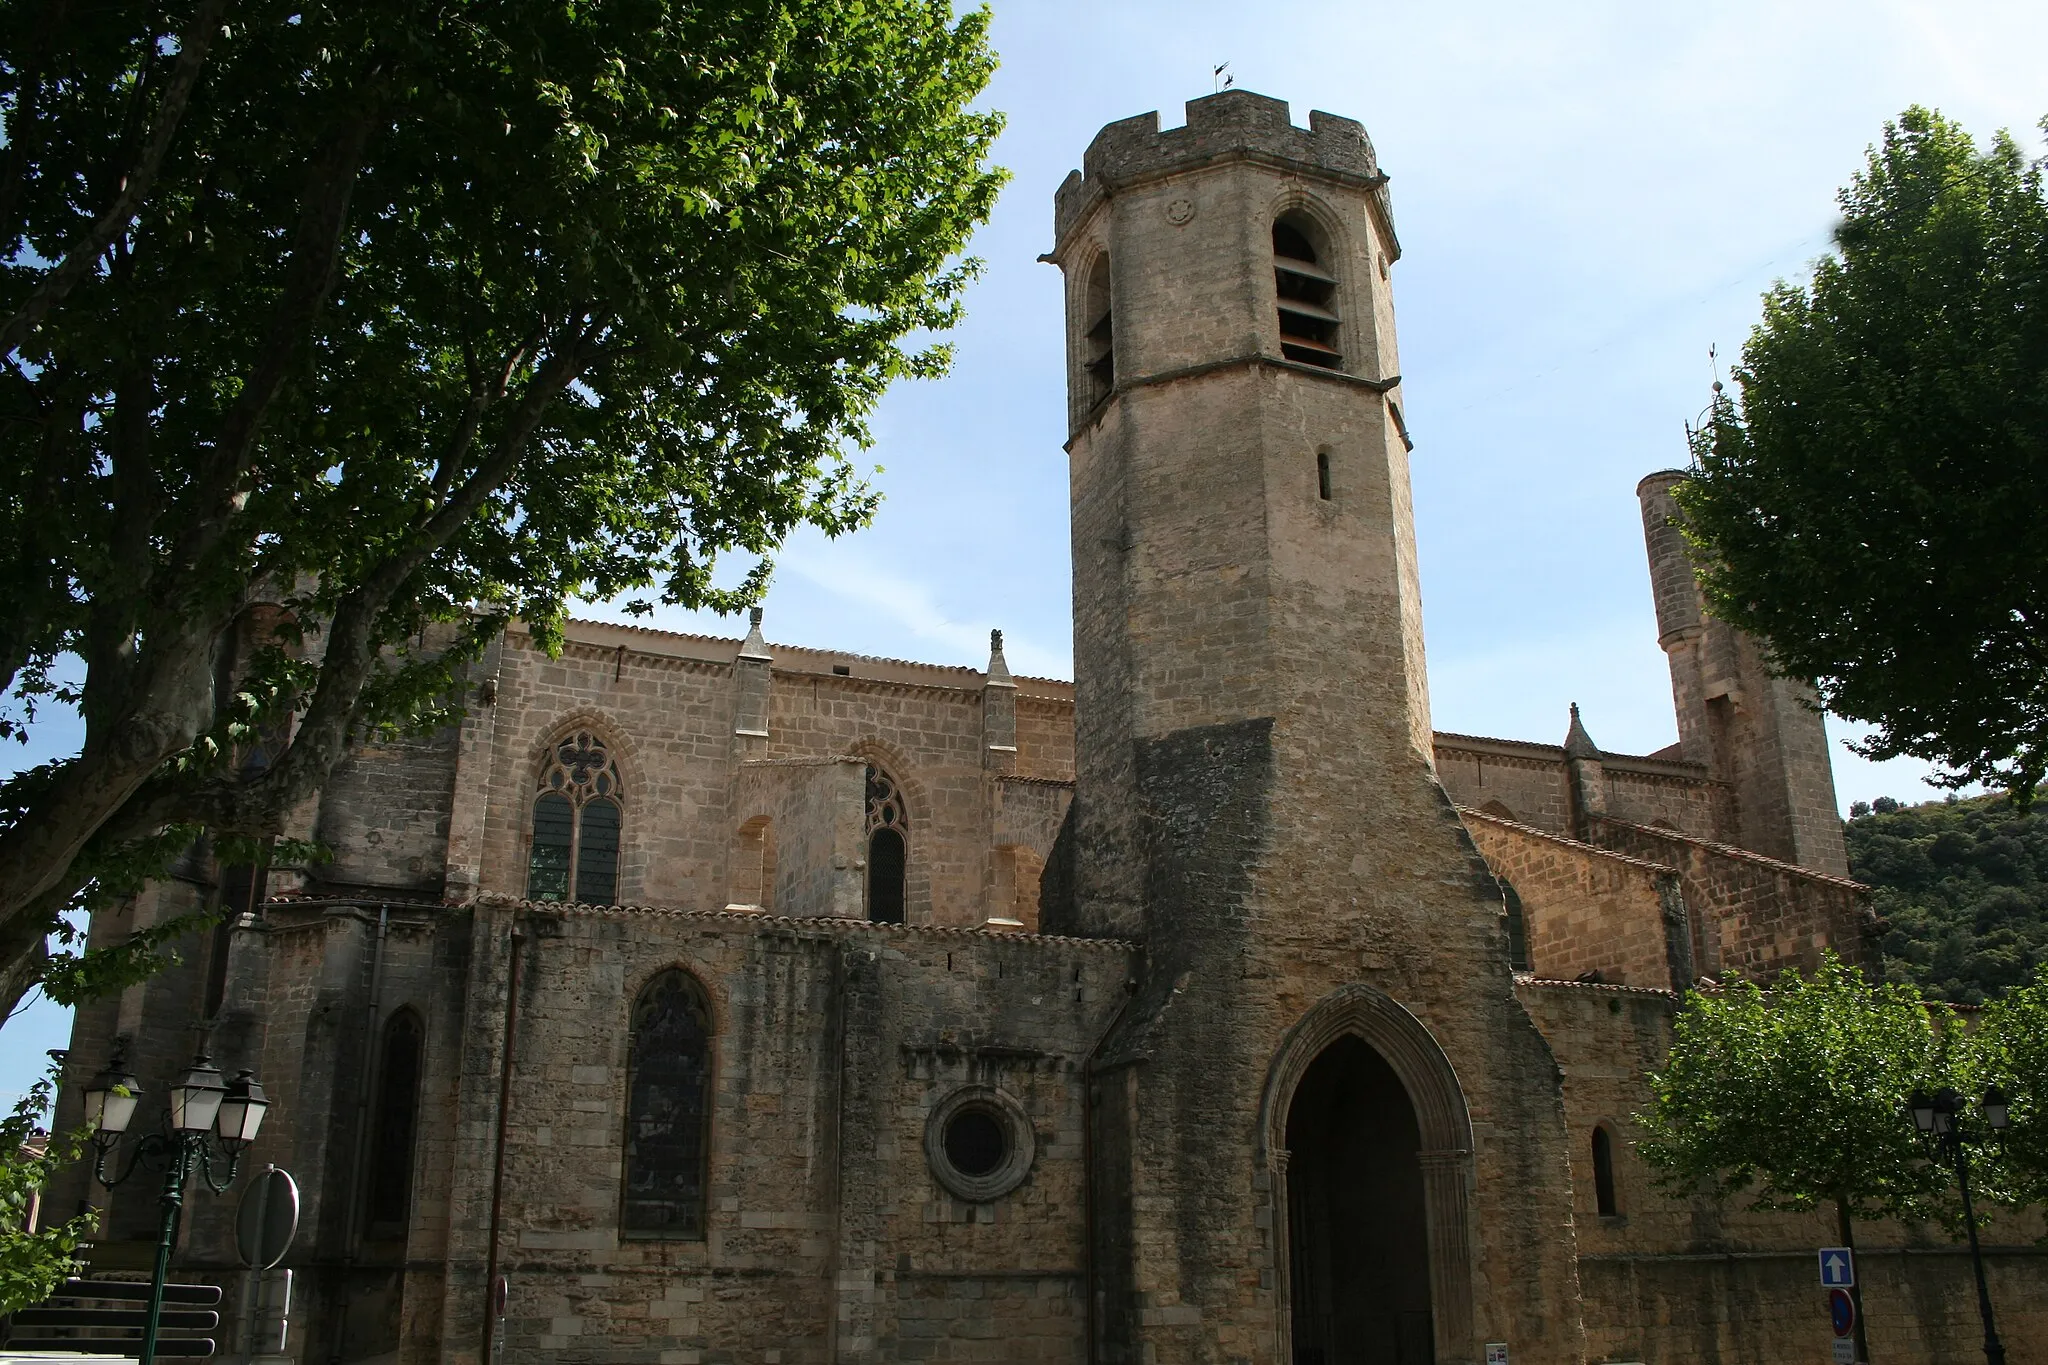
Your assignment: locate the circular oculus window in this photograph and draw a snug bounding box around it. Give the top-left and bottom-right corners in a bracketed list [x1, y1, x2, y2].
[924, 1085, 1036, 1203]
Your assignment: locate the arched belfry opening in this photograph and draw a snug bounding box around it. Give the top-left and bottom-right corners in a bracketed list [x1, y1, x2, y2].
[1285, 1036, 1435, 1365]
[1273, 211, 1342, 370]
[1080, 251, 1114, 407]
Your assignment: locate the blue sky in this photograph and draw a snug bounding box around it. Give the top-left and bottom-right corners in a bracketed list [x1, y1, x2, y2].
[7, 0, 2044, 1096]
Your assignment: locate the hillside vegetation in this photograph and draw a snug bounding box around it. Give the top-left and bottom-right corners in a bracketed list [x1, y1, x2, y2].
[1846, 793, 2048, 1004]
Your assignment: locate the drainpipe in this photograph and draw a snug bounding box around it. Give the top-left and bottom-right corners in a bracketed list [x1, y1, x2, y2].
[329, 904, 390, 1364]
[481, 931, 525, 1364]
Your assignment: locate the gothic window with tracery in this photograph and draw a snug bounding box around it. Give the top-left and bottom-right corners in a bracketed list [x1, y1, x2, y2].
[865, 764, 908, 924]
[621, 969, 712, 1237]
[527, 730, 623, 904]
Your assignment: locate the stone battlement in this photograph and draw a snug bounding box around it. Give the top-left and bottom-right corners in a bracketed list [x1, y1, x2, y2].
[1054, 89, 1388, 244]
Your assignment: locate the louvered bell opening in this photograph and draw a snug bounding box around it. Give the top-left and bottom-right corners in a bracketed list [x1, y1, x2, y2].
[1082, 254, 1116, 405]
[1084, 309, 1114, 385]
[1274, 219, 1341, 370]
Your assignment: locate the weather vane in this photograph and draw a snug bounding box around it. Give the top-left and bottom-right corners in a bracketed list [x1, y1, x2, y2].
[1213, 62, 1233, 92]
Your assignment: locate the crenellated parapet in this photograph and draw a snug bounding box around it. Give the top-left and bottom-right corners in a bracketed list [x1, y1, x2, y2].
[1052, 89, 1396, 254]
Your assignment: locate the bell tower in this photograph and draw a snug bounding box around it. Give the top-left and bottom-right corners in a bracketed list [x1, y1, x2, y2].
[1048, 92, 1586, 1364]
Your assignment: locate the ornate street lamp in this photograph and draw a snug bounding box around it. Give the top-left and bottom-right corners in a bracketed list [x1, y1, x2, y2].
[1906, 1086, 2010, 1365]
[84, 1040, 270, 1365]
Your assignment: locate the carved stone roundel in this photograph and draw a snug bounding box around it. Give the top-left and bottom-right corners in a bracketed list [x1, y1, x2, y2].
[924, 1085, 1036, 1202]
[1165, 197, 1195, 226]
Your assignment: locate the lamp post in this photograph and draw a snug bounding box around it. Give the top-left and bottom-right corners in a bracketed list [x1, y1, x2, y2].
[1907, 1086, 2009, 1365]
[82, 1041, 269, 1365]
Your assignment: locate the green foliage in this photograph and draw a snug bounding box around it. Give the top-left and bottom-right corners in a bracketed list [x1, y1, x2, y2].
[0, 1073, 96, 1316]
[0, 0, 1006, 1012]
[1637, 955, 1954, 1223]
[1971, 966, 2048, 1210]
[1848, 792, 2048, 1004]
[1675, 106, 2048, 805]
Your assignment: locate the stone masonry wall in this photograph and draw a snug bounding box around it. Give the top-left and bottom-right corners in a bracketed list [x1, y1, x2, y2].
[1434, 737, 1729, 846]
[458, 624, 1072, 930]
[1461, 809, 1690, 990]
[1599, 763, 1730, 841]
[1433, 739, 1571, 833]
[317, 726, 462, 893]
[424, 899, 1134, 1365]
[1587, 816, 1876, 983]
[1520, 981, 2048, 1365]
[731, 757, 865, 917]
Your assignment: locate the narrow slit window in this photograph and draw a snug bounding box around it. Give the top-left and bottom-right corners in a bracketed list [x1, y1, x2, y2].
[1316, 450, 1332, 501]
[526, 731, 625, 903]
[365, 1010, 423, 1240]
[1274, 215, 1341, 370]
[1593, 1126, 1619, 1216]
[1502, 879, 1530, 973]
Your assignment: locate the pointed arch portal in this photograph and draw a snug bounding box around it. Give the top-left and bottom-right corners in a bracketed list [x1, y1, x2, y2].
[1263, 985, 1477, 1365]
[1286, 1037, 1433, 1363]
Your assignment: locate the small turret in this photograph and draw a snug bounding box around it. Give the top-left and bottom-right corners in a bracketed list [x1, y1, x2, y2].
[1637, 471, 1849, 875]
[1564, 702, 1608, 836]
[731, 606, 771, 751]
[982, 628, 1016, 774]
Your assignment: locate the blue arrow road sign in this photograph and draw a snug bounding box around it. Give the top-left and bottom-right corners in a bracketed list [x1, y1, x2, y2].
[1819, 1247, 1855, 1288]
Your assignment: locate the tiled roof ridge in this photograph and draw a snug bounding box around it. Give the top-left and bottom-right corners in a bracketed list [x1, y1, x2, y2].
[472, 892, 1139, 951]
[266, 888, 450, 908]
[1588, 814, 1869, 892]
[1515, 973, 1678, 999]
[1456, 805, 1679, 876]
[1434, 730, 1563, 754]
[1434, 730, 1708, 771]
[544, 615, 1069, 686]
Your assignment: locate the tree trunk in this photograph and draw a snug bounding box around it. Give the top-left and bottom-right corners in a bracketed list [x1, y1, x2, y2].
[1837, 1196, 1871, 1364]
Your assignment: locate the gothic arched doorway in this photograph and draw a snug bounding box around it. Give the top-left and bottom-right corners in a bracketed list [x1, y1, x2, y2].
[1285, 1035, 1434, 1365]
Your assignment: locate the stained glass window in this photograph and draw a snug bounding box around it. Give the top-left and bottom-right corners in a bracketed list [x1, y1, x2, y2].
[865, 765, 908, 924]
[526, 731, 623, 903]
[621, 969, 712, 1236]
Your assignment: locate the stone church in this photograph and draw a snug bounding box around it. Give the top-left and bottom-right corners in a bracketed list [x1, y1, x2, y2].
[50, 91, 2048, 1365]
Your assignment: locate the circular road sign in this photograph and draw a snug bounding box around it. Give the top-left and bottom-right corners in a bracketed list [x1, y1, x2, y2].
[236, 1166, 300, 1270]
[1828, 1287, 1856, 1338]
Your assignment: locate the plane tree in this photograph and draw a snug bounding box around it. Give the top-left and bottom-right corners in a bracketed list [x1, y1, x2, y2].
[0, 0, 1006, 1015]
[1638, 956, 1957, 1362]
[1676, 107, 2048, 807]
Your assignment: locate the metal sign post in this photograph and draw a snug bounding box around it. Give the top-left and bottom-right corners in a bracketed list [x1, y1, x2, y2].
[1819, 1246, 1862, 1364]
[1829, 1287, 1857, 1364]
[234, 1168, 300, 1363]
